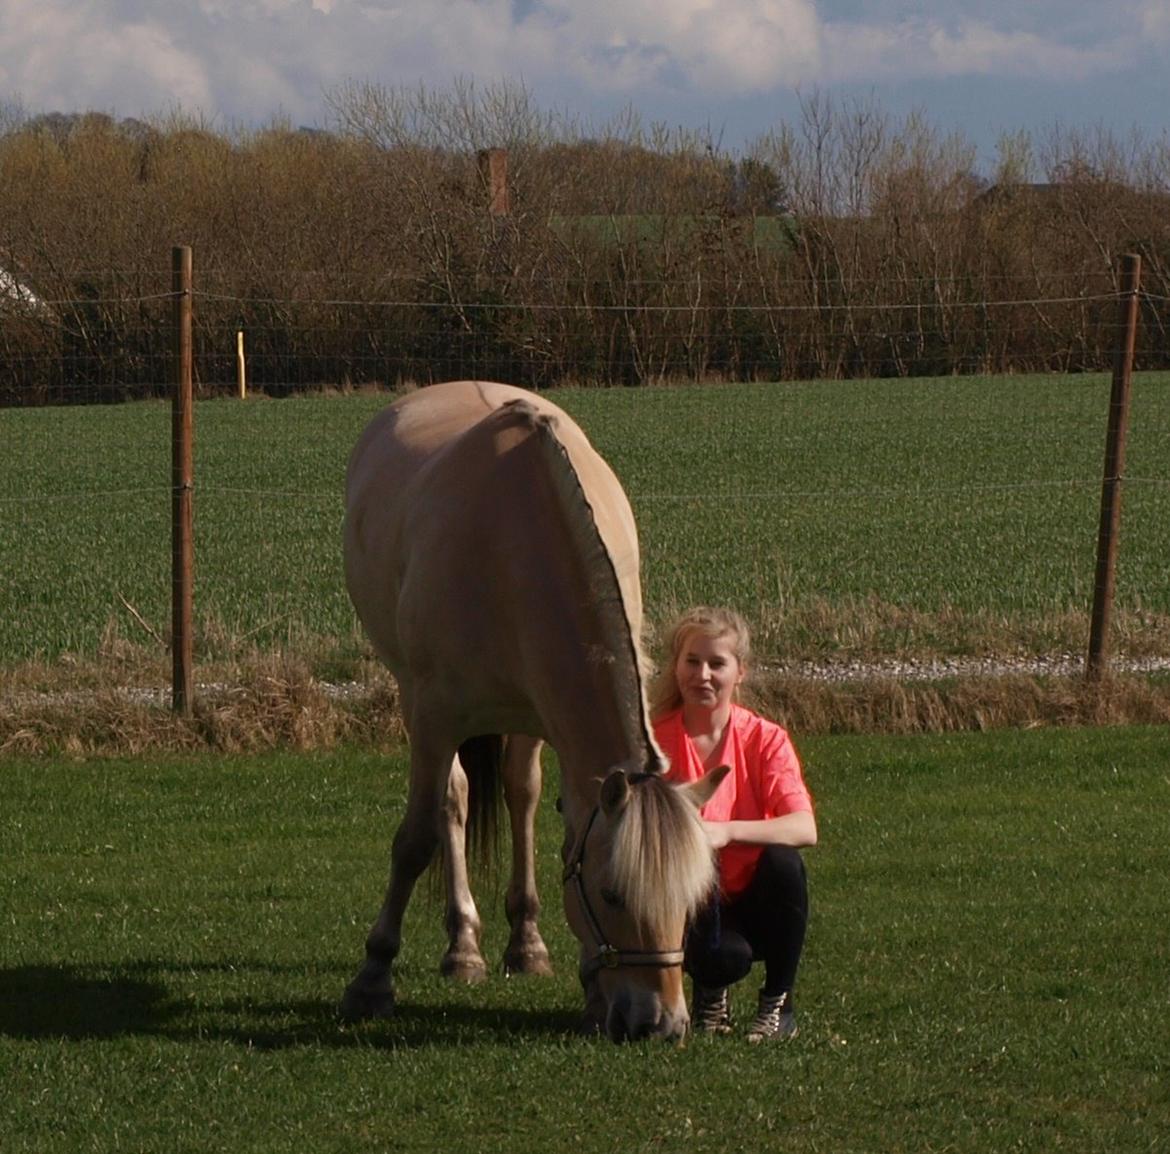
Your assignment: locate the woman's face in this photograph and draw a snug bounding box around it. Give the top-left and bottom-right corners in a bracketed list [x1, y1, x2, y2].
[674, 630, 745, 712]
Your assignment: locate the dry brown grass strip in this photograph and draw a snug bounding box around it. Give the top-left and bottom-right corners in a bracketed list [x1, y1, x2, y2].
[3, 652, 1168, 758]
[0, 654, 406, 758]
[749, 672, 1170, 736]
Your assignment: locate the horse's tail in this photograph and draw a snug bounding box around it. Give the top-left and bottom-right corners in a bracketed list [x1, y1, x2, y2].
[458, 733, 504, 870]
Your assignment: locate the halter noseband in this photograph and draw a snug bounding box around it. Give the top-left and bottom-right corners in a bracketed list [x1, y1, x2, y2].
[562, 797, 687, 984]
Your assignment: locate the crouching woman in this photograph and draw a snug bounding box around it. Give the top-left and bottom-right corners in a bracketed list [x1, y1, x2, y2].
[650, 607, 817, 1041]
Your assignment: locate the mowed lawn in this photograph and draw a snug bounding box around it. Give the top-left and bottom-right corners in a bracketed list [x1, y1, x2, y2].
[2, 373, 1169, 663]
[2, 726, 1167, 1152]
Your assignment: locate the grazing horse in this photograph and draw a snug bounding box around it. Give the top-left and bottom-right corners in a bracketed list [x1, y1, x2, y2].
[340, 380, 726, 1041]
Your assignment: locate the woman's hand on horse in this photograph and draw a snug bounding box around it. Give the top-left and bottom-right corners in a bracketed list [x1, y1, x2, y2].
[702, 820, 734, 850]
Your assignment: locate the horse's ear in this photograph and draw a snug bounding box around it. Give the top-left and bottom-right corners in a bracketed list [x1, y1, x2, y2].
[679, 764, 730, 809]
[599, 769, 631, 816]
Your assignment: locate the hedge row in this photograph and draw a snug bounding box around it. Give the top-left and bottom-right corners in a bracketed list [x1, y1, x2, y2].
[2, 92, 1168, 403]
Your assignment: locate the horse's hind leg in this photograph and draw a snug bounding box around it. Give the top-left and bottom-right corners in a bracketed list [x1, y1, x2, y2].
[340, 731, 451, 1020]
[439, 753, 488, 982]
[502, 735, 553, 976]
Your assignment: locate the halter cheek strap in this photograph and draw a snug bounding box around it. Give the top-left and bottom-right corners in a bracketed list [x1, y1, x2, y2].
[562, 804, 687, 984]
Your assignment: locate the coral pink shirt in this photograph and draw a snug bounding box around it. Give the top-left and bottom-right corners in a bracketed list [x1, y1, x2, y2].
[655, 704, 813, 898]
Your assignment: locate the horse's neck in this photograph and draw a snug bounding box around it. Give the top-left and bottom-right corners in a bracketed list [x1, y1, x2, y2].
[554, 716, 657, 810]
[526, 613, 664, 800]
[521, 414, 669, 800]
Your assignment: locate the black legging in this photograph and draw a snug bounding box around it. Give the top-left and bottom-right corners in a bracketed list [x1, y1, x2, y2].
[684, 845, 809, 996]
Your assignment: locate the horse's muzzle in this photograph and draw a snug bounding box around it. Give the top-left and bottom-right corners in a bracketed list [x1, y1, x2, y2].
[605, 990, 687, 1043]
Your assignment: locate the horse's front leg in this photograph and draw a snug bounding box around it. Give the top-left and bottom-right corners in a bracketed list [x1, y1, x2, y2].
[501, 735, 553, 976]
[340, 727, 452, 1020]
[439, 752, 488, 982]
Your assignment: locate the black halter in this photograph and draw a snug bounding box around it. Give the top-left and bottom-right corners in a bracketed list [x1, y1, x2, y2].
[562, 800, 687, 984]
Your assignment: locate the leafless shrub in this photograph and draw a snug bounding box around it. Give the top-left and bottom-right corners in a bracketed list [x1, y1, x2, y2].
[2, 87, 1169, 400]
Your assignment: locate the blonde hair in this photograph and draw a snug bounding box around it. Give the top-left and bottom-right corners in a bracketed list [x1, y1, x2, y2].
[647, 606, 752, 720]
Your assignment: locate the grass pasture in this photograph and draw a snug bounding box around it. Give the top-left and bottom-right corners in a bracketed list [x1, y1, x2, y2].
[2, 727, 1168, 1152]
[3, 373, 1169, 668]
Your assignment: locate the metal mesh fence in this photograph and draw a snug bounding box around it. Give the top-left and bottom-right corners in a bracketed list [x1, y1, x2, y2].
[2, 269, 1168, 676]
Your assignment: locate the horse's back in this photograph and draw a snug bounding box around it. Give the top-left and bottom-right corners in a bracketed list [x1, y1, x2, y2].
[347, 381, 528, 492]
[345, 381, 610, 509]
[344, 381, 641, 712]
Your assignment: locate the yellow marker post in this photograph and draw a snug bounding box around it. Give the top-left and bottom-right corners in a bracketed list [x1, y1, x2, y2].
[236, 330, 247, 398]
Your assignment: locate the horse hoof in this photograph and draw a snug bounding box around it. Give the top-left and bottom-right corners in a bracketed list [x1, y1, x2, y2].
[339, 982, 395, 1021]
[440, 952, 488, 983]
[503, 947, 554, 977]
[577, 1011, 604, 1037]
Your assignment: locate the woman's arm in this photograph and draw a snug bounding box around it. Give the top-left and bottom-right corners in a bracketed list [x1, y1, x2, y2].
[704, 809, 817, 851]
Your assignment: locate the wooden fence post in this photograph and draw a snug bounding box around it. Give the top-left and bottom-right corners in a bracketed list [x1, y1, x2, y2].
[1086, 252, 1141, 681]
[172, 246, 194, 715]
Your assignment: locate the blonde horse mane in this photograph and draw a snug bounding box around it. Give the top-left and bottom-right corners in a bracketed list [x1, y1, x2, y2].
[608, 774, 717, 930]
[500, 406, 714, 929]
[508, 400, 664, 774]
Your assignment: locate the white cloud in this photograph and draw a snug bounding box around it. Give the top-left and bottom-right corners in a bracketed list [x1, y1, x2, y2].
[822, 15, 1127, 83]
[0, 1, 214, 112]
[923, 19, 1124, 77]
[1137, 0, 1170, 41]
[530, 0, 822, 92]
[0, 0, 1158, 142]
[0, 0, 823, 120]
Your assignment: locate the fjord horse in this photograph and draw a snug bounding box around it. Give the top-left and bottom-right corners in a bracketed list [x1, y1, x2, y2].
[340, 381, 725, 1041]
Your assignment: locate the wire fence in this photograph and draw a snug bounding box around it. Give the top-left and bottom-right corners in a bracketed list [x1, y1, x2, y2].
[2, 260, 1169, 691]
[4, 260, 1170, 404]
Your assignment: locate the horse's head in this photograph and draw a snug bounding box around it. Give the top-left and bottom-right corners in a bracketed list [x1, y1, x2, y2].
[563, 764, 730, 1042]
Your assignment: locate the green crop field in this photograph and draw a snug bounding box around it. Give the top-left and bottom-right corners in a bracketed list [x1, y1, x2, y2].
[2, 726, 1167, 1151]
[2, 374, 1168, 665]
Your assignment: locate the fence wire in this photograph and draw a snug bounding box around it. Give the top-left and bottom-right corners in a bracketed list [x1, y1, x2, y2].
[2, 281, 1168, 671]
[3, 267, 1170, 405]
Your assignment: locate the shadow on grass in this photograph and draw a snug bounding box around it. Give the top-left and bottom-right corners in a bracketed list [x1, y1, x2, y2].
[0, 963, 173, 1040]
[0, 961, 582, 1049]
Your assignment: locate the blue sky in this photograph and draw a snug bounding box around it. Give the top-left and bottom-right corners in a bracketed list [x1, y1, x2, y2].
[1, 0, 1168, 173]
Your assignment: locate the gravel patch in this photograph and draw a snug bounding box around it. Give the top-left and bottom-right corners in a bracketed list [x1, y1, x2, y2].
[7, 655, 1169, 713]
[762, 654, 1170, 683]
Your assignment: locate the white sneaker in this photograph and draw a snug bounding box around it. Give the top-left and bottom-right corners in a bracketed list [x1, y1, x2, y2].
[746, 990, 798, 1042]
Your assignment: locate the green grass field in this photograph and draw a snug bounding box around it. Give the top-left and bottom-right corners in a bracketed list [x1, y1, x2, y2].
[2, 726, 1167, 1151]
[2, 374, 1169, 665]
